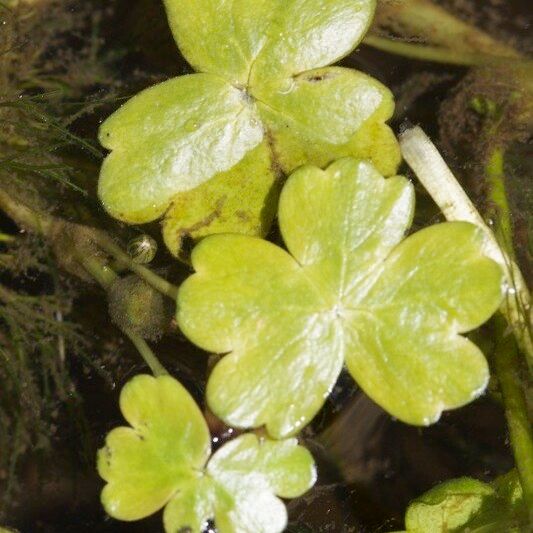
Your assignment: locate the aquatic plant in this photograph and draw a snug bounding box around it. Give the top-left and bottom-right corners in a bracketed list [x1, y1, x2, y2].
[178, 158, 503, 437]
[0, 0, 531, 531]
[98, 374, 315, 532]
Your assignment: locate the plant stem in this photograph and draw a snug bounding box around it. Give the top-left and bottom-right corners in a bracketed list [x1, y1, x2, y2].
[493, 315, 533, 520]
[363, 35, 498, 67]
[0, 232, 15, 243]
[0, 188, 53, 234]
[399, 126, 533, 373]
[121, 328, 168, 377]
[79, 254, 168, 377]
[485, 148, 514, 258]
[95, 235, 178, 300]
[0, 188, 169, 376]
[0, 188, 178, 300]
[368, 0, 521, 66]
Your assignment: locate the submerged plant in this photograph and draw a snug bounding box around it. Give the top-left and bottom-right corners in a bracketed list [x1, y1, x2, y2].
[98, 0, 400, 257]
[92, 0, 530, 530]
[0, 247, 89, 512]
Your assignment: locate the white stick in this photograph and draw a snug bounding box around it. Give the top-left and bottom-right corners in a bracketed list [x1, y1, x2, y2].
[399, 126, 532, 369]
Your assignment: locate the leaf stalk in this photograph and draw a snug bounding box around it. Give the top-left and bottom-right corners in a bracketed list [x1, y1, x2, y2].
[493, 316, 533, 521]
[78, 254, 168, 377]
[0, 188, 178, 300]
[367, 0, 521, 66]
[0, 188, 169, 376]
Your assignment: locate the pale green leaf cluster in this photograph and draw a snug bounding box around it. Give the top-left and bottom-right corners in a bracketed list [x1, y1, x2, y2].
[178, 158, 504, 438]
[98, 374, 316, 533]
[98, 0, 400, 257]
[397, 471, 528, 532]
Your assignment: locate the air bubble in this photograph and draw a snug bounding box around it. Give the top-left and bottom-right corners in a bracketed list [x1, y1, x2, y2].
[127, 234, 157, 264]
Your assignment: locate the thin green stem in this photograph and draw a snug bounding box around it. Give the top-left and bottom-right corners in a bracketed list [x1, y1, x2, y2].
[369, 0, 520, 65]
[363, 35, 492, 67]
[493, 316, 533, 521]
[79, 254, 168, 377]
[95, 236, 179, 300]
[0, 232, 15, 243]
[0, 189, 171, 375]
[485, 148, 514, 258]
[0, 188, 53, 234]
[363, 36, 532, 70]
[0, 188, 178, 300]
[399, 126, 533, 373]
[121, 327, 168, 378]
[79, 254, 117, 287]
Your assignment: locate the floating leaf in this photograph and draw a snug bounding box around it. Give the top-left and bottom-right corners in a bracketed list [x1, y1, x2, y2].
[98, 74, 263, 223]
[177, 158, 504, 438]
[99, 0, 400, 256]
[398, 471, 528, 532]
[98, 374, 315, 533]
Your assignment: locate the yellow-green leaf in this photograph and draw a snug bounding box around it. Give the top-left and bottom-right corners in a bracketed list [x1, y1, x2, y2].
[97, 374, 210, 520]
[207, 434, 316, 533]
[98, 374, 315, 533]
[98, 0, 403, 254]
[98, 74, 262, 223]
[401, 471, 528, 533]
[177, 158, 504, 438]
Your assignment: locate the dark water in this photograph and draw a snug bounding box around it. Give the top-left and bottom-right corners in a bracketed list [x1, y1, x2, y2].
[1, 0, 531, 531]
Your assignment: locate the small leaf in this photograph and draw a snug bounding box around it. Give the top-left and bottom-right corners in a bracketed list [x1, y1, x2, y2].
[178, 158, 504, 437]
[97, 374, 211, 520]
[98, 74, 262, 223]
[401, 471, 528, 532]
[405, 477, 494, 532]
[98, 375, 315, 533]
[207, 434, 316, 533]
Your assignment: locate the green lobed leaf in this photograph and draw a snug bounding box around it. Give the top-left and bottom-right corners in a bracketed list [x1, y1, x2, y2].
[98, 374, 315, 533]
[404, 477, 495, 532]
[177, 158, 504, 438]
[400, 471, 528, 532]
[205, 434, 316, 533]
[99, 0, 400, 257]
[98, 74, 262, 224]
[164, 0, 376, 85]
[97, 374, 211, 520]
